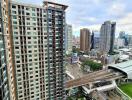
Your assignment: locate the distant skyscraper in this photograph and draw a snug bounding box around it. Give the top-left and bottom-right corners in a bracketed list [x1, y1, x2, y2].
[93, 31, 100, 49]
[119, 31, 129, 46]
[72, 36, 80, 48]
[128, 35, 132, 48]
[80, 28, 91, 52]
[114, 38, 125, 49]
[119, 31, 125, 39]
[65, 24, 72, 54]
[100, 21, 116, 53]
[91, 31, 94, 50]
[90, 31, 100, 50]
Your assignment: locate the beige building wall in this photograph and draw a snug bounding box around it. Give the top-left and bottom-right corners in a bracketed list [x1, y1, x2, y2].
[2, 0, 17, 100]
[80, 28, 91, 52]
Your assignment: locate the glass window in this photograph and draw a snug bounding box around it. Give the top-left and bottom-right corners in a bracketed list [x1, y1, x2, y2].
[28, 37, 31, 39]
[34, 54, 37, 57]
[34, 41, 37, 44]
[27, 32, 31, 35]
[33, 37, 37, 39]
[16, 55, 20, 58]
[33, 32, 37, 35]
[29, 67, 32, 69]
[29, 55, 32, 57]
[27, 18, 30, 20]
[12, 5, 16, 9]
[27, 22, 30, 25]
[15, 41, 19, 44]
[28, 41, 31, 44]
[33, 28, 36, 30]
[32, 13, 36, 16]
[33, 23, 36, 26]
[26, 7, 30, 10]
[13, 16, 17, 19]
[34, 50, 37, 52]
[13, 21, 17, 24]
[32, 18, 36, 21]
[27, 27, 30, 30]
[32, 8, 36, 11]
[12, 11, 16, 14]
[28, 46, 32, 48]
[14, 26, 18, 29]
[26, 12, 30, 16]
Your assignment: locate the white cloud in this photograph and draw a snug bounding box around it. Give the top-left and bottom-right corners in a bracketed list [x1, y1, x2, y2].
[19, 0, 132, 36]
[108, 2, 126, 17]
[73, 24, 101, 36]
[92, 0, 101, 5]
[76, 17, 97, 24]
[73, 11, 132, 36]
[117, 13, 132, 34]
[88, 17, 97, 22]
[73, 12, 132, 36]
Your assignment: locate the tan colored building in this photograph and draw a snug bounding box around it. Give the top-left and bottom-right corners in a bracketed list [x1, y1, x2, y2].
[80, 28, 91, 52]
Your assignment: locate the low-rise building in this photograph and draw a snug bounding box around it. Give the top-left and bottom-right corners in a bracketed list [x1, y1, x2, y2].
[71, 53, 79, 64]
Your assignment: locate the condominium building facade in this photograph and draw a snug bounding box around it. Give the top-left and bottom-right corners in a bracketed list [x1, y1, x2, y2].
[100, 21, 116, 54]
[65, 24, 72, 54]
[0, 0, 9, 100]
[44, 1, 67, 99]
[0, 0, 16, 100]
[80, 28, 91, 52]
[8, 1, 67, 100]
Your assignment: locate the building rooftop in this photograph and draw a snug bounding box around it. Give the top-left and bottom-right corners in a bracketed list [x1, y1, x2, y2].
[108, 60, 132, 79]
[11, 0, 43, 8]
[119, 48, 131, 52]
[83, 55, 90, 58]
[120, 55, 129, 60]
[44, 1, 68, 10]
[11, 0, 68, 9]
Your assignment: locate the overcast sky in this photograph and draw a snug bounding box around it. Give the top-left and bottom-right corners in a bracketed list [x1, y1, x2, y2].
[16, 0, 132, 36]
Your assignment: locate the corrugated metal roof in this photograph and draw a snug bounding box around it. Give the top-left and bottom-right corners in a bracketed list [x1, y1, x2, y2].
[109, 60, 132, 79]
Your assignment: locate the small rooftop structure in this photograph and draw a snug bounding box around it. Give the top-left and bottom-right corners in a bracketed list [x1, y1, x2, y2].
[119, 48, 130, 52]
[108, 60, 132, 79]
[83, 55, 90, 58]
[120, 55, 129, 60]
[43, 1, 68, 10]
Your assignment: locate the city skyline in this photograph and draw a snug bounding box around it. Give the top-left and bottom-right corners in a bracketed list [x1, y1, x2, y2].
[0, 0, 132, 100]
[15, 0, 132, 36]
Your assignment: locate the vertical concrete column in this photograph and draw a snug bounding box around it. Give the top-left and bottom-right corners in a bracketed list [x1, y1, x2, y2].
[89, 82, 93, 90]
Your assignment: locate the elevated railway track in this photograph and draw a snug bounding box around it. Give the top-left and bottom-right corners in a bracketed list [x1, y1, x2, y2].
[66, 69, 124, 89]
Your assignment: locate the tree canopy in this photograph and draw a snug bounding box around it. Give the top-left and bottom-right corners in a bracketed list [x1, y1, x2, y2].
[82, 60, 103, 71]
[108, 51, 119, 55]
[72, 48, 80, 53]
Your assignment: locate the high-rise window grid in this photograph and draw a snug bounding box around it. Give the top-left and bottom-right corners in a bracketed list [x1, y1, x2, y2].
[0, 0, 67, 100]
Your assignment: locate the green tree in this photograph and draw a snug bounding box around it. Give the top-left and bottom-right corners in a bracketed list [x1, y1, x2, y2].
[82, 60, 103, 71]
[108, 51, 119, 55]
[72, 48, 80, 53]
